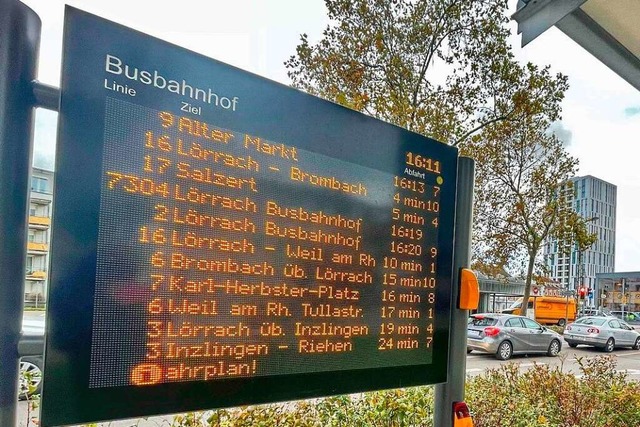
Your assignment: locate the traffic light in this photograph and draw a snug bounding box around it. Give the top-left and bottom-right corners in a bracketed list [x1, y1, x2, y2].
[579, 287, 586, 299]
[588, 287, 593, 298]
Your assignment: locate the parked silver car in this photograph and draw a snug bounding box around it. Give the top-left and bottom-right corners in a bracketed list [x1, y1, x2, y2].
[467, 313, 563, 360]
[581, 308, 611, 317]
[564, 316, 640, 352]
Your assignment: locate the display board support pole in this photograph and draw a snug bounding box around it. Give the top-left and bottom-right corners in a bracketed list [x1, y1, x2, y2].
[32, 81, 60, 112]
[0, 1, 41, 426]
[433, 156, 475, 427]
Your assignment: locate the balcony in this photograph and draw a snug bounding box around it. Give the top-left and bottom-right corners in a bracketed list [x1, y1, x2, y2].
[27, 242, 48, 253]
[29, 215, 51, 229]
[26, 270, 47, 280]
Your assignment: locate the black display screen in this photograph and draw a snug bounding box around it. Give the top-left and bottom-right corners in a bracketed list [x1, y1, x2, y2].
[41, 7, 458, 426]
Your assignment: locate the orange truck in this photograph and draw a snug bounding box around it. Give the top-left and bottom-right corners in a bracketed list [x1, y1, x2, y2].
[502, 296, 577, 326]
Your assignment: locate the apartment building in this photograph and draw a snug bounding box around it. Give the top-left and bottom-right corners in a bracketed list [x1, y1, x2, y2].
[543, 175, 617, 303]
[25, 167, 54, 306]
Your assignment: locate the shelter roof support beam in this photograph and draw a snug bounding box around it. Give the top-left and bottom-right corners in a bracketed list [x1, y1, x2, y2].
[513, 0, 588, 46]
[513, 0, 640, 92]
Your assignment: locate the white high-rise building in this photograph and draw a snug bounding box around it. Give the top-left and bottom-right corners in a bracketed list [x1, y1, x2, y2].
[543, 175, 616, 295]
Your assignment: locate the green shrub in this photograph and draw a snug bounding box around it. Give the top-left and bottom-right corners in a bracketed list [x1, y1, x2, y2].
[173, 388, 434, 427]
[171, 356, 640, 427]
[466, 356, 640, 427]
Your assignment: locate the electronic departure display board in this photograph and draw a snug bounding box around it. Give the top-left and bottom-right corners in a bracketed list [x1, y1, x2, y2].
[41, 6, 459, 427]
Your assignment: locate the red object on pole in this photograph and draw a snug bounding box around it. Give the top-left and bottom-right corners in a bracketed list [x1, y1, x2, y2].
[579, 287, 586, 299]
[453, 402, 474, 426]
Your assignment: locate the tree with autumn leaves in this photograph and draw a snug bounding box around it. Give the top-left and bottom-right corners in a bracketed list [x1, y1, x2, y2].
[286, 0, 596, 313]
[463, 118, 595, 316]
[285, 0, 565, 146]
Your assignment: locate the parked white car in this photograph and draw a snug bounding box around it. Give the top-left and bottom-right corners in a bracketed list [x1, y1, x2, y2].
[564, 316, 640, 352]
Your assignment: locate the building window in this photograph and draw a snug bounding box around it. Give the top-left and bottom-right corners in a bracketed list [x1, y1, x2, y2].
[31, 177, 49, 193]
[29, 204, 49, 217]
[28, 229, 46, 244]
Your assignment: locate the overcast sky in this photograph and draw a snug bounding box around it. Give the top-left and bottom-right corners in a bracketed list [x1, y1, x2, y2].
[21, 0, 640, 272]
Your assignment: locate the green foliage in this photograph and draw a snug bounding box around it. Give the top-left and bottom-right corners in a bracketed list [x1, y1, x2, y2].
[171, 388, 434, 427]
[285, 0, 564, 146]
[19, 369, 40, 427]
[172, 412, 214, 427]
[20, 369, 40, 402]
[467, 356, 640, 427]
[168, 357, 640, 426]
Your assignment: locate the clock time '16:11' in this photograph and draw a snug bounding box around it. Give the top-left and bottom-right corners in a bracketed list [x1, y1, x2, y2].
[405, 152, 441, 174]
